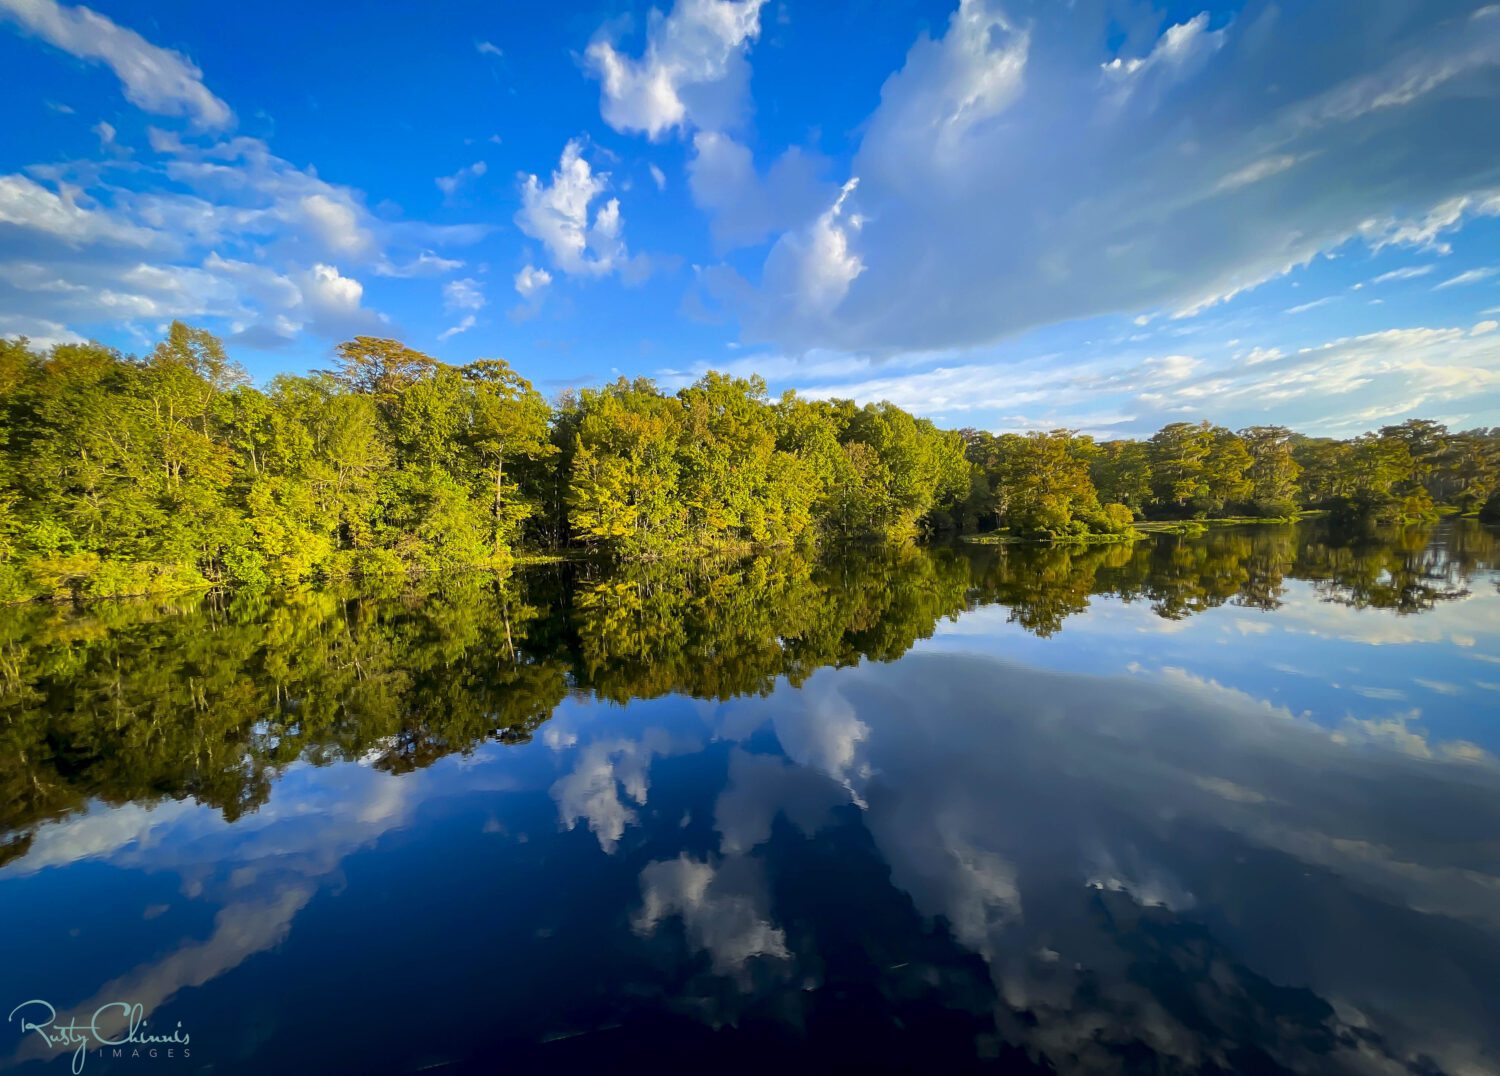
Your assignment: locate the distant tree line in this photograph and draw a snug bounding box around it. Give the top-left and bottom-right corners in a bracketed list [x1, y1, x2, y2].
[960, 417, 1500, 539]
[0, 323, 1497, 599]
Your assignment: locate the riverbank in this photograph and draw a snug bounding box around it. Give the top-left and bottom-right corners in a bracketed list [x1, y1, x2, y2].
[961, 512, 1313, 545]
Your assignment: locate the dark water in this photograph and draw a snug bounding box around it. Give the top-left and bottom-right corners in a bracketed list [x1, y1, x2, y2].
[3, 522, 1499, 1074]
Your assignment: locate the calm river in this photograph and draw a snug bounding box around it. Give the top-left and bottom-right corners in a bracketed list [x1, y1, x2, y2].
[2, 521, 1498, 1073]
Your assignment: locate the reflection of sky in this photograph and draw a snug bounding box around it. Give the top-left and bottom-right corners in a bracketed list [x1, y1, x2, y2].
[4, 566, 1500, 1072]
[924, 576, 1500, 756]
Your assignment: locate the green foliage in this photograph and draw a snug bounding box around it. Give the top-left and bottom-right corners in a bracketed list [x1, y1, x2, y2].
[959, 415, 1499, 541]
[564, 379, 968, 557]
[6, 519, 1491, 854]
[1090, 440, 1151, 514]
[1142, 421, 1250, 516]
[0, 328, 557, 598]
[1, 323, 1495, 595]
[988, 431, 1109, 539]
[1239, 426, 1302, 516]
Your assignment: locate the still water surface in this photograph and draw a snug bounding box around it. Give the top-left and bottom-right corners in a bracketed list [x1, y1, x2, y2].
[2, 522, 1499, 1073]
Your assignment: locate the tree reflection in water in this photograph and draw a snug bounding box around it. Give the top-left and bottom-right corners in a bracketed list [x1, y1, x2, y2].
[1, 520, 1495, 861]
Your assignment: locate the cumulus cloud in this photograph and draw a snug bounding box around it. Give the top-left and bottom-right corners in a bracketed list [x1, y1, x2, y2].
[516, 139, 628, 277]
[0, 128, 477, 347]
[297, 191, 374, 258]
[0, 0, 232, 127]
[509, 264, 553, 322]
[753, 178, 864, 322]
[584, 0, 767, 139]
[583, 0, 832, 260]
[293, 263, 382, 336]
[720, 0, 1500, 356]
[514, 264, 551, 298]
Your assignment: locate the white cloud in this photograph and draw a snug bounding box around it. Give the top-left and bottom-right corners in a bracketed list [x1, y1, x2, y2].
[1213, 153, 1301, 194]
[435, 160, 487, 201]
[687, 132, 832, 250]
[551, 731, 682, 852]
[1473, 320, 1499, 337]
[1371, 265, 1434, 285]
[584, 0, 767, 140]
[1435, 266, 1498, 290]
[0, 130, 479, 347]
[516, 139, 628, 277]
[721, 0, 1500, 357]
[443, 277, 485, 312]
[632, 854, 789, 974]
[1285, 296, 1337, 315]
[475, 39, 502, 58]
[373, 250, 464, 278]
[0, 173, 153, 246]
[437, 315, 475, 341]
[1140, 354, 1201, 385]
[0, 0, 232, 127]
[298, 262, 379, 334]
[756, 178, 863, 320]
[779, 322, 1500, 437]
[0, 312, 84, 348]
[436, 278, 483, 342]
[648, 163, 667, 191]
[296, 192, 374, 258]
[142, 132, 391, 261]
[1104, 11, 1218, 85]
[514, 264, 551, 298]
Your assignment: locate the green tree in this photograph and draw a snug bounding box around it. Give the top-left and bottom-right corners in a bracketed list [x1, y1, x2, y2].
[1239, 426, 1301, 515]
[1090, 440, 1152, 515]
[1147, 422, 1214, 514]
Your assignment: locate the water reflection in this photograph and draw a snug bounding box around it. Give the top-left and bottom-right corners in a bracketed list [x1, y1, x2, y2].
[2, 521, 1498, 1073]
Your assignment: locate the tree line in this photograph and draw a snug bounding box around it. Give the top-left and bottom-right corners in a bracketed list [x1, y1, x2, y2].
[1, 322, 1497, 599]
[959, 418, 1500, 539]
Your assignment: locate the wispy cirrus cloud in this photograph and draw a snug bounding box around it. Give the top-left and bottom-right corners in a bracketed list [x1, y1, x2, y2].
[1435, 266, 1498, 289]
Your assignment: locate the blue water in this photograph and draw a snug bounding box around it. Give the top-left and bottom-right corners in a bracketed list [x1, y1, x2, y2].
[2, 522, 1498, 1073]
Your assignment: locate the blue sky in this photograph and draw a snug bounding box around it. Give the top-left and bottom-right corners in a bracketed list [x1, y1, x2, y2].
[2, 0, 1499, 437]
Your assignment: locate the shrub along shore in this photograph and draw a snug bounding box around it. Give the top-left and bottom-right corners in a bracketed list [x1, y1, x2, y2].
[2, 323, 1497, 602]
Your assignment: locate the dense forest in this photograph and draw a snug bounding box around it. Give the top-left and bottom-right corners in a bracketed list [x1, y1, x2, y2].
[1, 322, 1498, 600]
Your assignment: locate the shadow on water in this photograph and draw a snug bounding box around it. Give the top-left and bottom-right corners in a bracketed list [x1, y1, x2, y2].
[1, 519, 1498, 1073]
